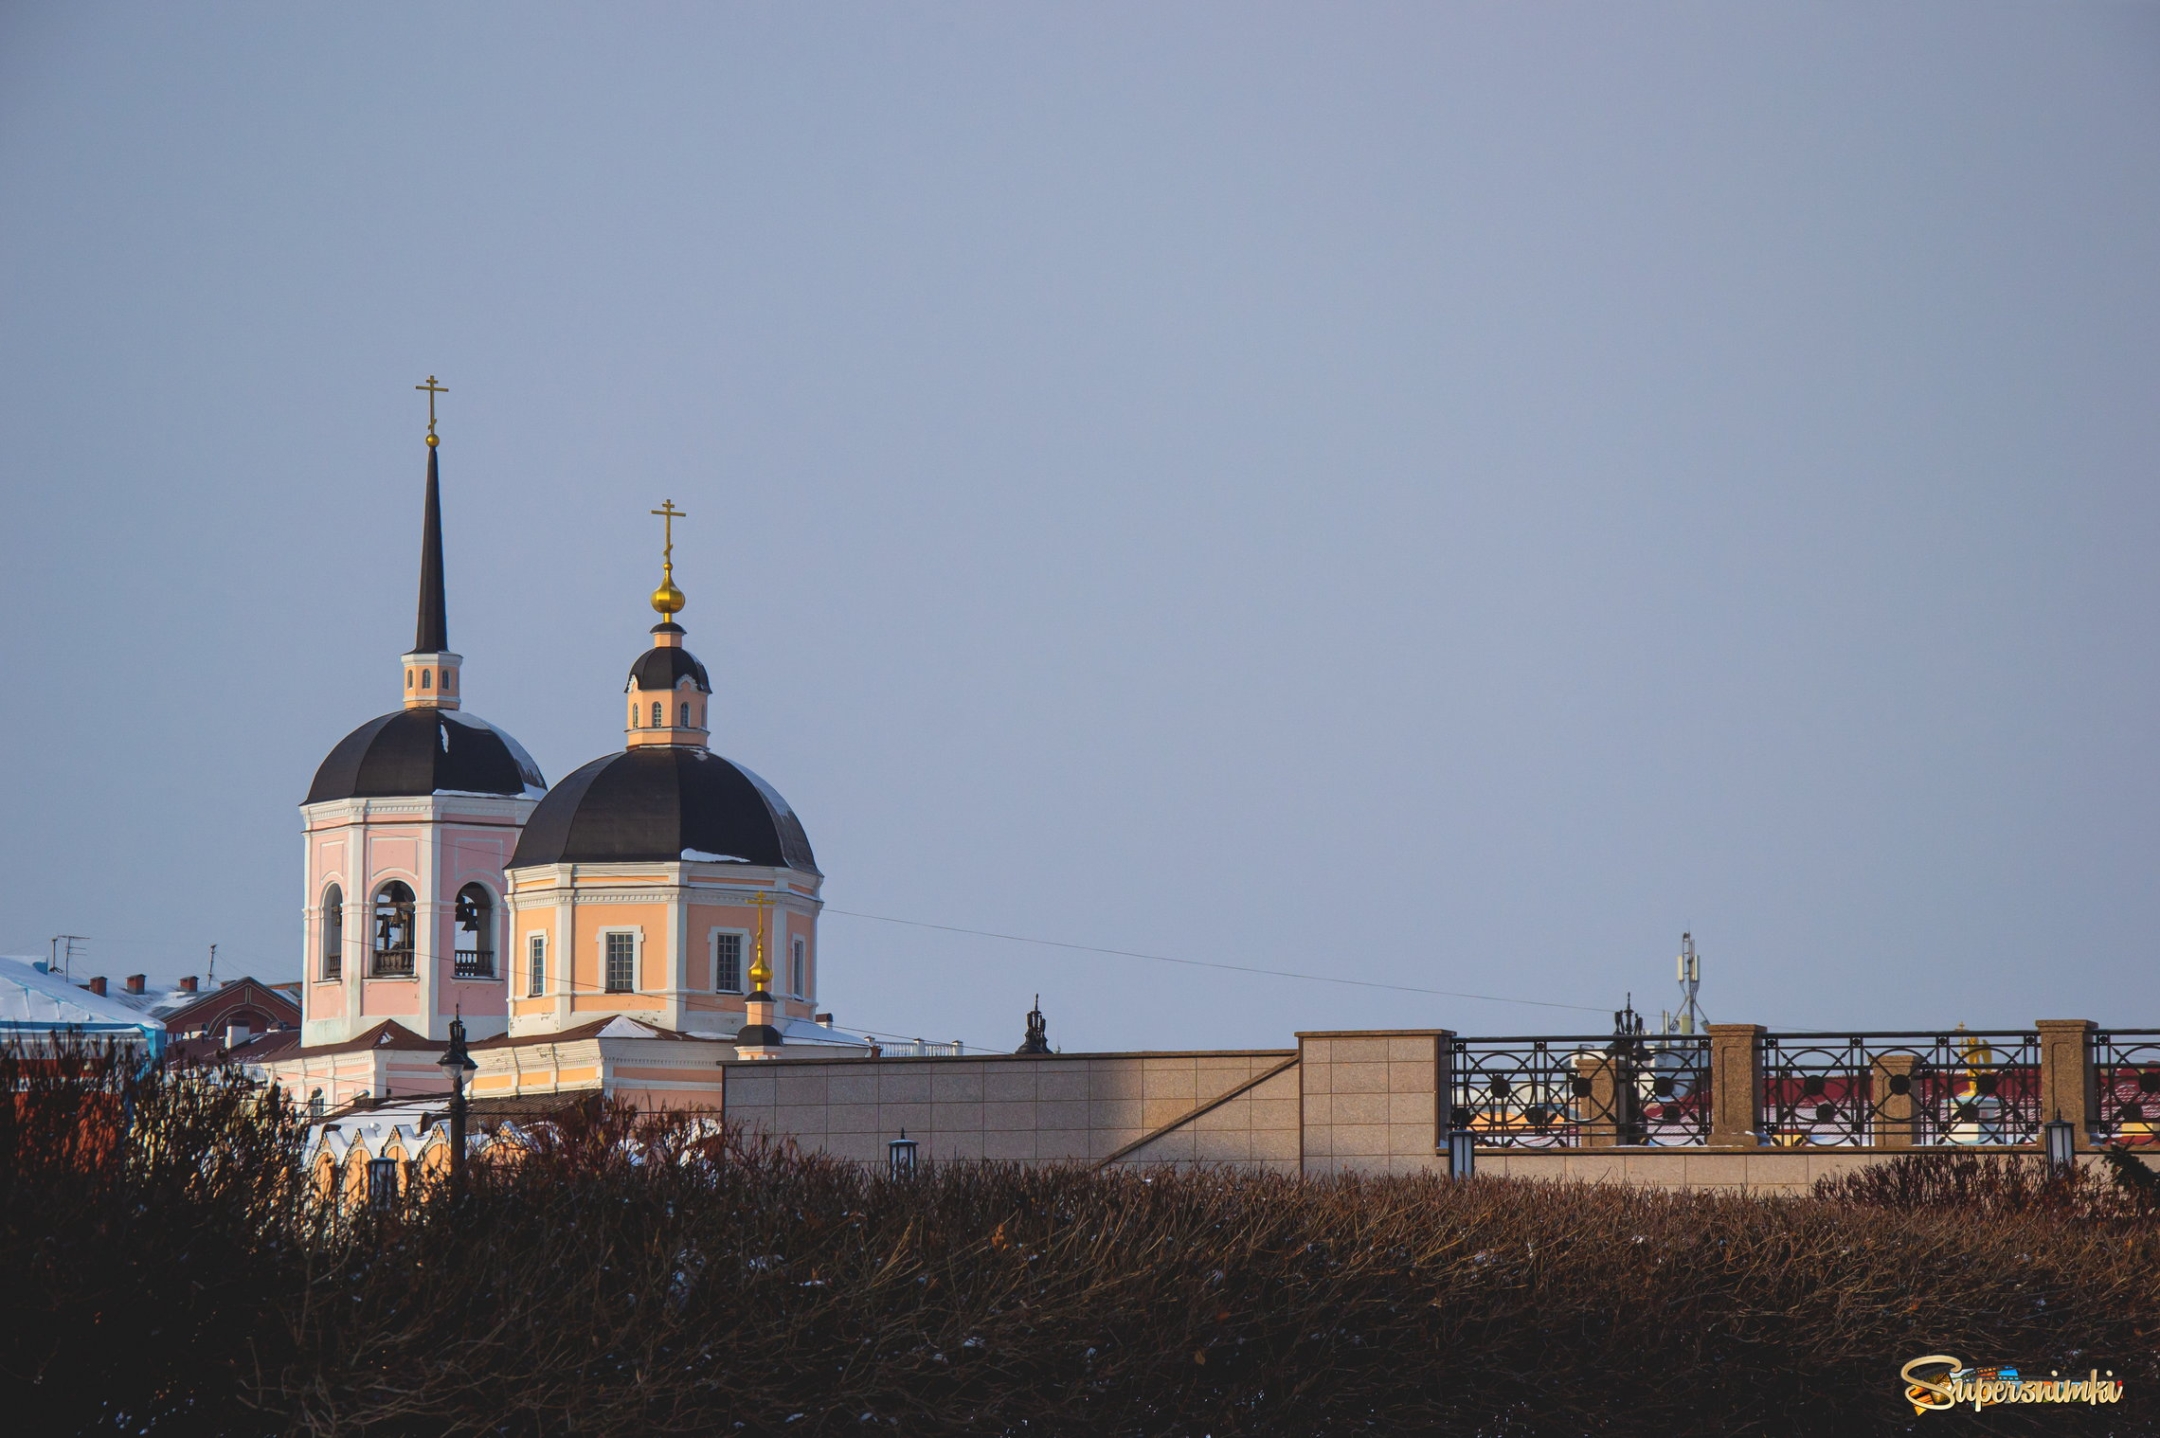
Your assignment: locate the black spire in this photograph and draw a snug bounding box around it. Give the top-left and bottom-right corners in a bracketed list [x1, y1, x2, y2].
[414, 443, 448, 652]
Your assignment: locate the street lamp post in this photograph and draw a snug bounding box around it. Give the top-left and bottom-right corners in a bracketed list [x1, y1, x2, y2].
[436, 1014, 478, 1186]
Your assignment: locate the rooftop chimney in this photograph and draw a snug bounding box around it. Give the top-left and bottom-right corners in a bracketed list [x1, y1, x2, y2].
[177, 975, 198, 994]
[124, 974, 146, 995]
[225, 1023, 251, 1049]
[85, 976, 107, 997]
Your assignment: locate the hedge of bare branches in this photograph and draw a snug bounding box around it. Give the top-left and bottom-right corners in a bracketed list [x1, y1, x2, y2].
[5, 1051, 2158, 1437]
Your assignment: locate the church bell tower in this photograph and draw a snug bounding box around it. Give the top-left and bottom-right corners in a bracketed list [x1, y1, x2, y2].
[296, 381, 547, 1050]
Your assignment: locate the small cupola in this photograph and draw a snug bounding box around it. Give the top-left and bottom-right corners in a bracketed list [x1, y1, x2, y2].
[625, 499, 713, 749]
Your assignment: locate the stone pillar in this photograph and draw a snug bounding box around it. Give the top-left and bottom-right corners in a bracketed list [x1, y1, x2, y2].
[1298, 1030, 1452, 1176]
[1871, 1053, 1920, 1149]
[1576, 1053, 1639, 1147]
[2035, 1020, 2098, 1150]
[1706, 1024, 1765, 1148]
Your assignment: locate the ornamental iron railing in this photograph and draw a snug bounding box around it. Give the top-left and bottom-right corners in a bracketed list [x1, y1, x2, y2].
[1758, 1031, 2041, 1148]
[1449, 1033, 1711, 1148]
[2091, 1030, 2160, 1148]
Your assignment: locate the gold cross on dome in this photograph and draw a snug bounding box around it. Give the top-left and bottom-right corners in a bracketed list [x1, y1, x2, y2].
[651, 499, 687, 567]
[414, 375, 448, 439]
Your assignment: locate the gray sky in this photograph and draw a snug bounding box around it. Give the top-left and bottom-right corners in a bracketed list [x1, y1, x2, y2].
[2, 5, 2156, 1052]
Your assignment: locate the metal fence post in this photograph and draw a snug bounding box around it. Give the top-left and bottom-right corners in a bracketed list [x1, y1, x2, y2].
[2035, 1019, 2098, 1151]
[1705, 1024, 1764, 1147]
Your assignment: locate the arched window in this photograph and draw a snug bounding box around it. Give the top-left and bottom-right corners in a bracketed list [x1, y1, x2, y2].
[680, 701, 692, 727]
[791, 936, 806, 998]
[629, 703, 640, 728]
[454, 884, 495, 978]
[371, 881, 416, 977]
[321, 884, 343, 981]
[651, 701, 664, 727]
[421, 670, 432, 689]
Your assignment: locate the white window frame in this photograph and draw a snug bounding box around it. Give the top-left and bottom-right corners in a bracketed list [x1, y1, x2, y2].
[710, 928, 747, 994]
[790, 935, 806, 998]
[600, 927, 642, 995]
[525, 931, 547, 998]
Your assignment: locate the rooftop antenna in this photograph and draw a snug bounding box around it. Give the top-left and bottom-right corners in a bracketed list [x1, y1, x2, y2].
[1675, 932, 1704, 1035]
[51, 935, 86, 981]
[207, 943, 218, 988]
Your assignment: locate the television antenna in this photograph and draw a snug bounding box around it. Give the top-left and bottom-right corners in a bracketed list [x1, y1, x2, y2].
[50, 935, 86, 982]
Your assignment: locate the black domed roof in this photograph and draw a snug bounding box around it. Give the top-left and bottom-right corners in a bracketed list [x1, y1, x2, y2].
[306, 709, 547, 805]
[510, 747, 818, 873]
[627, 645, 711, 693]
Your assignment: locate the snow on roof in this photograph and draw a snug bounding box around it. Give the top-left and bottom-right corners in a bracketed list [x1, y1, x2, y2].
[308, 1100, 451, 1164]
[0, 957, 167, 1056]
[778, 1015, 874, 1049]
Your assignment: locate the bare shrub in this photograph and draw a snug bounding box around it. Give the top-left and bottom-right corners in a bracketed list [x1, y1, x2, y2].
[1813, 1148, 2160, 1221]
[5, 1054, 2158, 1436]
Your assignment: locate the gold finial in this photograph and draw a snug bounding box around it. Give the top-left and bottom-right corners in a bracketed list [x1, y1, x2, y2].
[415, 375, 448, 448]
[650, 498, 688, 619]
[746, 891, 774, 990]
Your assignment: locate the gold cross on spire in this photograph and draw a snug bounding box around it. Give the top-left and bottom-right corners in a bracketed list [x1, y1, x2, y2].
[649, 499, 688, 621]
[415, 375, 448, 447]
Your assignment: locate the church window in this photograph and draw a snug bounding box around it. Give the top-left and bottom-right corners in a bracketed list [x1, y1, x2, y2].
[454, 884, 495, 978]
[370, 882, 416, 977]
[651, 701, 664, 728]
[527, 934, 546, 997]
[321, 884, 343, 981]
[421, 670, 432, 689]
[714, 932, 742, 993]
[406, 670, 415, 690]
[604, 932, 636, 993]
[629, 703, 639, 728]
[791, 937, 806, 998]
[680, 702, 692, 727]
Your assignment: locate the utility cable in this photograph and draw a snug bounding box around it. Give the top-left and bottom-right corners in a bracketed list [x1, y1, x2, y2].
[821, 908, 1611, 1015]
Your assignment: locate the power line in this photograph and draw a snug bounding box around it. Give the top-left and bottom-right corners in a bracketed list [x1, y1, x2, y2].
[16, 913, 1613, 1020]
[821, 909, 1612, 1015]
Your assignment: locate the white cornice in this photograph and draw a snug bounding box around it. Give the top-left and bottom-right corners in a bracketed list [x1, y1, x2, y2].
[302, 794, 536, 829]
